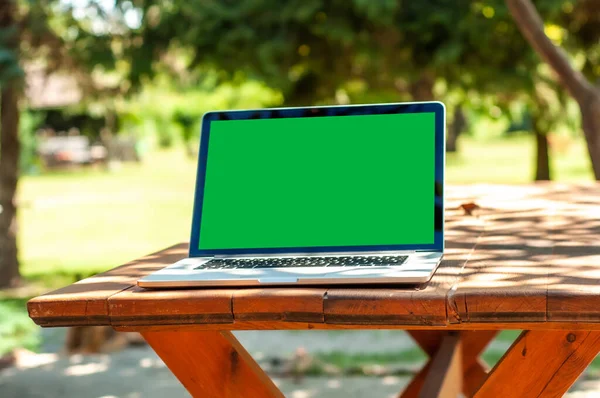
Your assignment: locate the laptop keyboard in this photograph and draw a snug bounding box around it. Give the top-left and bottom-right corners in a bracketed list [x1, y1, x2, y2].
[196, 255, 408, 270]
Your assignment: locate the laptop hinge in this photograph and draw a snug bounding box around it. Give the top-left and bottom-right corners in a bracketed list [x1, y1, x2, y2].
[215, 250, 419, 258]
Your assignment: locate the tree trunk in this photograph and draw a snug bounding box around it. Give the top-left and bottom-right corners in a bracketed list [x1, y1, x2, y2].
[533, 115, 551, 180]
[409, 73, 435, 102]
[581, 94, 600, 179]
[0, 0, 21, 288]
[447, 106, 466, 153]
[506, 0, 600, 179]
[0, 83, 21, 288]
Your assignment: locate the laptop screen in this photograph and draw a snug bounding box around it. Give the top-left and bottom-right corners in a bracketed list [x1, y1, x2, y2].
[193, 103, 444, 255]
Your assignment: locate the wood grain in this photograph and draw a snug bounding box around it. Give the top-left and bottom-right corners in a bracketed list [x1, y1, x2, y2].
[450, 207, 552, 324]
[324, 207, 485, 326]
[460, 330, 497, 396]
[109, 285, 235, 326]
[474, 330, 600, 397]
[401, 330, 495, 397]
[407, 330, 446, 354]
[399, 331, 447, 398]
[547, 187, 600, 323]
[463, 361, 488, 398]
[419, 333, 462, 398]
[399, 361, 431, 398]
[233, 288, 326, 323]
[113, 320, 600, 332]
[142, 330, 284, 398]
[27, 243, 188, 326]
[450, 184, 600, 326]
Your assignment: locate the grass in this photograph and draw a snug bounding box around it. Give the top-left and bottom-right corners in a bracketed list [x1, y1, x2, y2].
[447, 133, 593, 183]
[0, 134, 596, 356]
[316, 349, 427, 370]
[0, 298, 41, 355]
[315, 334, 600, 375]
[18, 150, 196, 283]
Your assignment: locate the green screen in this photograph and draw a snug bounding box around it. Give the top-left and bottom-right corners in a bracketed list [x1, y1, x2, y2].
[199, 112, 435, 250]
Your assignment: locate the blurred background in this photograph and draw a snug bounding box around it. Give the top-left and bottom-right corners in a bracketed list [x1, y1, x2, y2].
[0, 0, 599, 397]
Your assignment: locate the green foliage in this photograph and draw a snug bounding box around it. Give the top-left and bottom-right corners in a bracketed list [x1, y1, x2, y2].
[109, 0, 575, 129]
[554, 0, 600, 80]
[19, 111, 43, 174]
[0, 298, 40, 355]
[117, 76, 282, 147]
[0, 26, 22, 86]
[14, 0, 585, 148]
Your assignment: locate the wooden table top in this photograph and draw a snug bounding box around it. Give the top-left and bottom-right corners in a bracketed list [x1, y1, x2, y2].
[28, 184, 600, 331]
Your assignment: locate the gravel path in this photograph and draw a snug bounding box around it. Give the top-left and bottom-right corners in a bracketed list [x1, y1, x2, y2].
[0, 346, 409, 398]
[1, 329, 595, 397]
[40, 328, 508, 358]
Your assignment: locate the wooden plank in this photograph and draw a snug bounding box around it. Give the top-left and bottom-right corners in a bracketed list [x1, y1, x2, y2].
[399, 361, 431, 398]
[400, 331, 446, 398]
[419, 333, 462, 398]
[325, 206, 485, 326]
[113, 320, 600, 332]
[407, 330, 446, 354]
[142, 330, 284, 398]
[402, 330, 495, 397]
[233, 288, 326, 323]
[474, 330, 600, 397]
[547, 188, 600, 323]
[452, 184, 600, 326]
[463, 361, 488, 397]
[450, 204, 553, 324]
[108, 285, 235, 326]
[460, 330, 497, 396]
[548, 254, 600, 323]
[324, 203, 485, 326]
[324, 284, 447, 326]
[28, 243, 188, 327]
[461, 330, 497, 370]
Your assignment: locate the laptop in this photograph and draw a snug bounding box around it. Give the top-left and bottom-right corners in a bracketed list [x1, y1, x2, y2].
[138, 101, 445, 288]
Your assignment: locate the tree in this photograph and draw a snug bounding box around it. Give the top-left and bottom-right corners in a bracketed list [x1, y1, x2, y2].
[0, 1, 22, 288]
[173, 110, 197, 158]
[120, 3, 540, 108]
[118, 1, 577, 180]
[447, 106, 466, 153]
[562, 0, 600, 84]
[507, 0, 600, 179]
[532, 90, 552, 180]
[0, 0, 119, 286]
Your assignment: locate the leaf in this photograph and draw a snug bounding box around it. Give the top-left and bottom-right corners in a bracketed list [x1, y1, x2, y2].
[0, 49, 17, 64]
[459, 202, 481, 216]
[0, 64, 23, 85]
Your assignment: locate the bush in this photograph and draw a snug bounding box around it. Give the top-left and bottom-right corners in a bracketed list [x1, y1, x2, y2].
[19, 111, 43, 174]
[0, 299, 40, 356]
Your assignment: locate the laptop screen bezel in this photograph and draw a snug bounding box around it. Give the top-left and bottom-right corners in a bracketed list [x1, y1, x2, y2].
[189, 101, 445, 257]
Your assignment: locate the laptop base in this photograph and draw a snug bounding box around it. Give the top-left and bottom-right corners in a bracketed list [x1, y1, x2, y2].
[138, 252, 442, 288]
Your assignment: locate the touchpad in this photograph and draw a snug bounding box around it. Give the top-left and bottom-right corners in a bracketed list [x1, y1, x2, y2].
[258, 277, 299, 284]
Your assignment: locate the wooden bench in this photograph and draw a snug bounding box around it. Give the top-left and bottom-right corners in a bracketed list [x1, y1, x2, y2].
[28, 184, 600, 397]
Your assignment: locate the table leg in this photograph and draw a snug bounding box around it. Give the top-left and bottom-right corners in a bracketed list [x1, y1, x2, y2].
[418, 333, 462, 398]
[142, 330, 284, 398]
[399, 330, 497, 398]
[474, 330, 600, 398]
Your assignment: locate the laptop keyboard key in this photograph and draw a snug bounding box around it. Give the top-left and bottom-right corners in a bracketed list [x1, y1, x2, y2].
[196, 255, 408, 270]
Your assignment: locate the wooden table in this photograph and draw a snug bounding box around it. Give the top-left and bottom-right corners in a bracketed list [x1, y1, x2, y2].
[28, 184, 600, 397]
